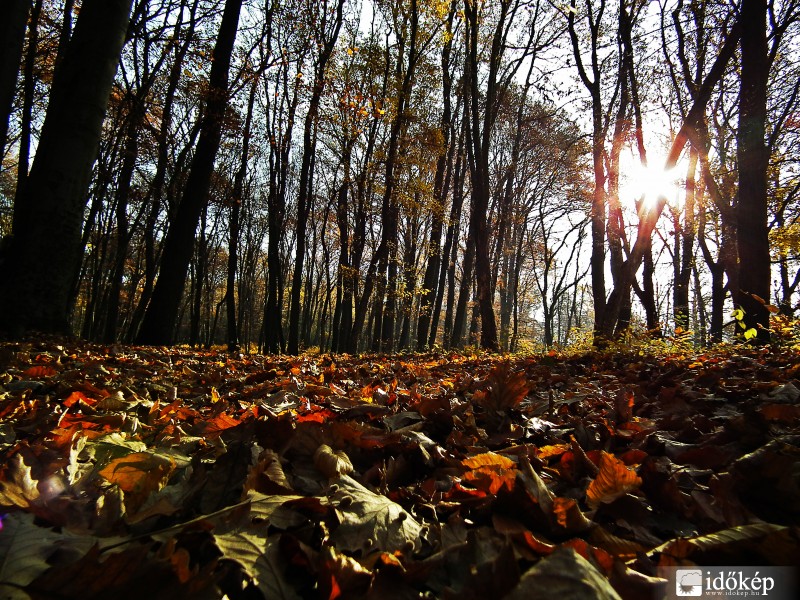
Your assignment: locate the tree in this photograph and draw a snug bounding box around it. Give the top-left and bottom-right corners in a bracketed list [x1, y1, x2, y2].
[0, 0, 30, 157]
[735, 0, 770, 342]
[0, 0, 133, 335]
[136, 0, 243, 345]
[287, 0, 346, 355]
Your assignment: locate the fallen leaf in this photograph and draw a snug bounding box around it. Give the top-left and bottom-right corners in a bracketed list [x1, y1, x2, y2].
[586, 452, 642, 509]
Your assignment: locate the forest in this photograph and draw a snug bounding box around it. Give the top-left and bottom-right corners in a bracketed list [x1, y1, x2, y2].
[1, 3, 800, 598]
[1, 0, 797, 353]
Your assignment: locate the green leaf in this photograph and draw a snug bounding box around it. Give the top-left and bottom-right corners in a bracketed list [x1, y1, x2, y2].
[744, 328, 758, 340]
[732, 308, 745, 321]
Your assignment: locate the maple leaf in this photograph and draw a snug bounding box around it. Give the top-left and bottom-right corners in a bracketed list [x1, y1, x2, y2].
[213, 528, 301, 599]
[314, 444, 354, 479]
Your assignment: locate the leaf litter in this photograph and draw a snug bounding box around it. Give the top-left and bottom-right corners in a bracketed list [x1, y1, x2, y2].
[0, 339, 798, 599]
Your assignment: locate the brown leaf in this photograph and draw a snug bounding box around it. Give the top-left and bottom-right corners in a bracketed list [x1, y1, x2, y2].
[505, 547, 621, 600]
[586, 452, 642, 509]
[313, 444, 354, 479]
[0, 453, 41, 508]
[98, 452, 175, 498]
[482, 361, 529, 411]
[614, 388, 634, 424]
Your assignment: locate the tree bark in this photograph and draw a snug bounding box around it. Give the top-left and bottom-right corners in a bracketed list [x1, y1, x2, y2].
[736, 0, 770, 342]
[136, 0, 242, 345]
[287, 0, 345, 354]
[226, 76, 257, 352]
[0, 0, 133, 335]
[12, 0, 43, 221]
[0, 0, 30, 157]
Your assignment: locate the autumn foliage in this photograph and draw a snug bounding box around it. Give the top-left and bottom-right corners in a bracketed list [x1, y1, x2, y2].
[1, 340, 799, 598]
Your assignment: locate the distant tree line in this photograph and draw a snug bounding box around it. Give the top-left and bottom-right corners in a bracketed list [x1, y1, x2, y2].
[0, 0, 798, 352]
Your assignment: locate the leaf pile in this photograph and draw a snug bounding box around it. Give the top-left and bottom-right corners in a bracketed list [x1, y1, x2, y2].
[1, 340, 799, 599]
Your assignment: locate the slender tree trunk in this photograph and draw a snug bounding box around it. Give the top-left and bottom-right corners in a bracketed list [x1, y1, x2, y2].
[288, 0, 344, 354]
[226, 76, 257, 351]
[104, 104, 141, 342]
[136, 0, 242, 345]
[0, 0, 133, 335]
[451, 232, 475, 349]
[674, 149, 698, 331]
[12, 0, 43, 221]
[417, 1, 456, 350]
[0, 0, 30, 157]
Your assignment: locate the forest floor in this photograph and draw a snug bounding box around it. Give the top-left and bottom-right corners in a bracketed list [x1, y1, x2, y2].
[0, 337, 799, 599]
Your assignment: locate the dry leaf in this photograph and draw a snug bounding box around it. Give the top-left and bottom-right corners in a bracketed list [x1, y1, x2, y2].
[314, 444, 354, 478]
[586, 451, 642, 509]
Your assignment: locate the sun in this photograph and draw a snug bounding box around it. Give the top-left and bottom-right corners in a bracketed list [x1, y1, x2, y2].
[620, 155, 681, 210]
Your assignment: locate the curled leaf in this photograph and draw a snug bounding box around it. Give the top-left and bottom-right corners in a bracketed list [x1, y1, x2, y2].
[314, 444, 354, 478]
[586, 452, 642, 509]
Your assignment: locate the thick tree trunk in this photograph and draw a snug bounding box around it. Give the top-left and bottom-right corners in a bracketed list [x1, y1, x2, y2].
[736, 0, 770, 342]
[0, 0, 133, 335]
[136, 0, 242, 345]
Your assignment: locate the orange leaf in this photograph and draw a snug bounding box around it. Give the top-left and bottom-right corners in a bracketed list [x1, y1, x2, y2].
[586, 451, 642, 509]
[98, 451, 175, 496]
[63, 391, 96, 407]
[23, 365, 57, 378]
[462, 452, 515, 470]
[536, 444, 570, 460]
[553, 496, 592, 532]
[462, 452, 517, 494]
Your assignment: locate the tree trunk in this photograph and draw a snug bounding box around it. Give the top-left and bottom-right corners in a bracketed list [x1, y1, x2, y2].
[126, 0, 198, 342]
[136, 0, 242, 345]
[0, 0, 30, 157]
[416, 2, 456, 350]
[12, 0, 43, 221]
[673, 149, 698, 331]
[736, 0, 770, 342]
[226, 76, 257, 352]
[0, 0, 133, 335]
[287, 0, 345, 354]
